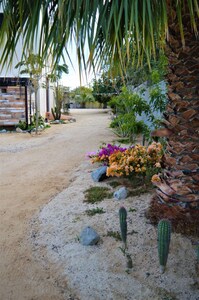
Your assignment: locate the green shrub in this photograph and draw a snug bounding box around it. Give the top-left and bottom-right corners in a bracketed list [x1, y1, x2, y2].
[83, 186, 112, 204]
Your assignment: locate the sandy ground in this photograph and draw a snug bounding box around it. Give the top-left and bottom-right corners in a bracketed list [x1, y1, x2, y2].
[0, 109, 116, 300]
[0, 109, 198, 300]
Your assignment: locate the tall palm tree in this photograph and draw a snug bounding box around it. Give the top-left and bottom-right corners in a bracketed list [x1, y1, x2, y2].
[147, 1, 199, 236]
[0, 0, 198, 235]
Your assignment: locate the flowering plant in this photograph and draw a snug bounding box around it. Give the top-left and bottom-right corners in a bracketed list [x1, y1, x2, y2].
[106, 142, 163, 177]
[87, 143, 127, 165]
[88, 142, 163, 179]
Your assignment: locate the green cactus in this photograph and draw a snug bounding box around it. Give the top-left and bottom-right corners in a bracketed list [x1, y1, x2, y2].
[158, 219, 172, 273]
[119, 206, 127, 249]
[51, 107, 61, 120]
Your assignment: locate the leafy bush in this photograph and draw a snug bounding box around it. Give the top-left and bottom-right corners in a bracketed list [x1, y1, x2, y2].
[108, 85, 167, 143]
[16, 114, 46, 131]
[149, 85, 167, 114]
[108, 87, 151, 142]
[89, 142, 163, 181]
[88, 143, 127, 165]
[106, 142, 163, 178]
[17, 120, 27, 130]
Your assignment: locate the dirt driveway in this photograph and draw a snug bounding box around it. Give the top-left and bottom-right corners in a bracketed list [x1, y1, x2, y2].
[0, 109, 115, 300]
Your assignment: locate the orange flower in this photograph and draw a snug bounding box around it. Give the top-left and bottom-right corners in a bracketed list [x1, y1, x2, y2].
[151, 174, 161, 183]
[155, 162, 161, 168]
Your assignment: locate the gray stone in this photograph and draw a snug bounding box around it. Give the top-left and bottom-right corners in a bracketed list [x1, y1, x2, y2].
[91, 166, 107, 182]
[16, 127, 23, 133]
[38, 126, 44, 131]
[80, 226, 100, 246]
[114, 187, 128, 200]
[70, 118, 76, 122]
[0, 129, 7, 133]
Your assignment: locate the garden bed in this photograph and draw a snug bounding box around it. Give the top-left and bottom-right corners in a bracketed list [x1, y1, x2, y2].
[30, 161, 199, 300]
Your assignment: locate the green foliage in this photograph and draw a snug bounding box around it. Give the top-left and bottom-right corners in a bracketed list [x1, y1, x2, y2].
[92, 73, 122, 108]
[108, 181, 121, 188]
[149, 86, 167, 113]
[48, 64, 69, 82]
[51, 85, 66, 120]
[109, 86, 150, 115]
[71, 86, 95, 108]
[109, 87, 151, 142]
[150, 54, 168, 84]
[85, 207, 105, 216]
[49, 64, 69, 120]
[16, 120, 27, 130]
[1, 1, 198, 74]
[51, 107, 61, 121]
[158, 219, 172, 273]
[32, 114, 45, 126]
[119, 207, 127, 249]
[106, 231, 122, 241]
[15, 52, 45, 134]
[83, 186, 112, 204]
[126, 253, 133, 269]
[151, 70, 161, 84]
[129, 208, 137, 213]
[15, 52, 45, 83]
[126, 168, 157, 196]
[114, 114, 149, 143]
[16, 114, 45, 131]
[109, 83, 167, 143]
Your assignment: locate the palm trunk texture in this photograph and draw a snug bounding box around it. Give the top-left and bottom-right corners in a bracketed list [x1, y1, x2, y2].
[147, 2, 199, 236]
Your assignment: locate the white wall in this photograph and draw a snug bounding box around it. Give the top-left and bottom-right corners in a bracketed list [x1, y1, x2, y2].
[0, 6, 55, 118]
[132, 81, 167, 129]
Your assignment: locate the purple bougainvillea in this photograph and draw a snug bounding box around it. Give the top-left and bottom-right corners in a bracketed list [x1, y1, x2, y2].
[98, 144, 127, 158]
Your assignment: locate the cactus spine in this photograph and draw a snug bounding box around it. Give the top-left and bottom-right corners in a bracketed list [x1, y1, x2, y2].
[119, 206, 127, 249]
[158, 219, 171, 273]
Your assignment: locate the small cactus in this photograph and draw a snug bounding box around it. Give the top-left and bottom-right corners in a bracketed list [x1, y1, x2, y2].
[158, 219, 171, 273]
[126, 253, 133, 269]
[119, 206, 127, 249]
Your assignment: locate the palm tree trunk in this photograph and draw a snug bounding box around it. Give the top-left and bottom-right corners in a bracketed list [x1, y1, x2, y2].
[147, 2, 199, 236]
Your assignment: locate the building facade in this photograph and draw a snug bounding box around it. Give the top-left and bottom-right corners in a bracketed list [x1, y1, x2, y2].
[0, 11, 55, 128]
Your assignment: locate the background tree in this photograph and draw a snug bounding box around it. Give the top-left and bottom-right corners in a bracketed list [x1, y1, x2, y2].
[0, 0, 198, 235]
[15, 52, 45, 133]
[71, 86, 95, 108]
[48, 64, 69, 120]
[92, 73, 122, 108]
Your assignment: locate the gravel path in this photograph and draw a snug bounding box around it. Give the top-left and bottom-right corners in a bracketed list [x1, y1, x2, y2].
[0, 109, 115, 300]
[0, 109, 198, 300]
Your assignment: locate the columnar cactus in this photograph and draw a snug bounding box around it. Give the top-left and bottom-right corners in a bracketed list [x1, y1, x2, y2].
[119, 206, 127, 249]
[158, 219, 172, 273]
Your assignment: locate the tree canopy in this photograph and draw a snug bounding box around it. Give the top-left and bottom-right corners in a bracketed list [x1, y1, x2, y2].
[0, 1, 198, 72]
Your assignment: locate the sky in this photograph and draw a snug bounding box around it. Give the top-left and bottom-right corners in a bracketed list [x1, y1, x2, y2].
[60, 44, 95, 90]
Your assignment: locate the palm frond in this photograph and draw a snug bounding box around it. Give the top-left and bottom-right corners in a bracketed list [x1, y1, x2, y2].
[0, 0, 198, 73]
